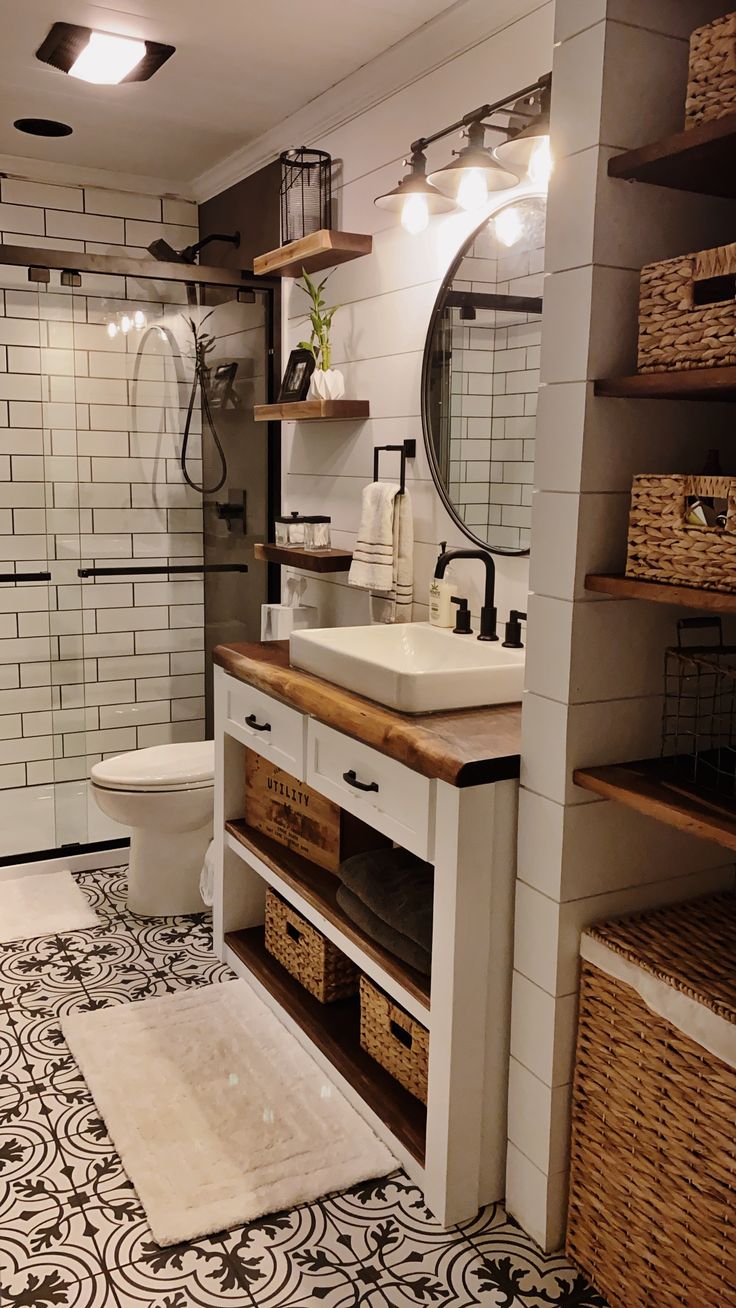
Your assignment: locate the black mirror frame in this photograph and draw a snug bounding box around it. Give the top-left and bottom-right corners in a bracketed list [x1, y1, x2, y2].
[420, 196, 546, 558]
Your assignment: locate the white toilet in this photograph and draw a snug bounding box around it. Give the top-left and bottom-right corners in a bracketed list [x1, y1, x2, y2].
[90, 741, 215, 917]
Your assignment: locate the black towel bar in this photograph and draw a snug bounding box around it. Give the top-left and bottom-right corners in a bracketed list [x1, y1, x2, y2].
[372, 439, 416, 495]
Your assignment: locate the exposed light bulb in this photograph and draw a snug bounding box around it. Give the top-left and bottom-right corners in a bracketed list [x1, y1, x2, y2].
[528, 137, 553, 188]
[120, 314, 132, 334]
[401, 192, 429, 235]
[456, 168, 488, 212]
[495, 206, 524, 248]
[69, 31, 146, 85]
[106, 321, 118, 338]
[133, 309, 146, 329]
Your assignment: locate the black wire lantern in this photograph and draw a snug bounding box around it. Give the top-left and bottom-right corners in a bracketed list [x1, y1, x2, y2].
[279, 147, 332, 244]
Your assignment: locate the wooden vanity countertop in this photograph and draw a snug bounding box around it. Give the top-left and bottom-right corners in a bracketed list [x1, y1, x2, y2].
[214, 641, 521, 788]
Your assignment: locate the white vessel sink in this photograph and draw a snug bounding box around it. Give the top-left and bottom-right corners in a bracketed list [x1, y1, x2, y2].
[290, 621, 525, 714]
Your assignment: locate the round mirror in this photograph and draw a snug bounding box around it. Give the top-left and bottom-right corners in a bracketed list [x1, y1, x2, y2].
[422, 195, 546, 555]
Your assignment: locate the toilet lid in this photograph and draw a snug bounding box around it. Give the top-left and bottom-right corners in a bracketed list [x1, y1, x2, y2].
[91, 741, 215, 793]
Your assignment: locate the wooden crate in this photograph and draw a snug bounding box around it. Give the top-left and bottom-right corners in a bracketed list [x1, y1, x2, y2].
[244, 750, 389, 873]
[686, 11, 736, 129]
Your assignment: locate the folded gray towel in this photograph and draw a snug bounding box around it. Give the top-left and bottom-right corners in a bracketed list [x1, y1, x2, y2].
[338, 847, 433, 952]
[337, 885, 431, 976]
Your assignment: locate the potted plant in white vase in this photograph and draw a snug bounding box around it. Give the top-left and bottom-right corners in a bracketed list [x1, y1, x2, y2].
[297, 269, 345, 401]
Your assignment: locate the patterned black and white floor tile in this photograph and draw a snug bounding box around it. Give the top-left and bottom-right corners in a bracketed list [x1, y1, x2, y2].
[0, 865, 607, 1308]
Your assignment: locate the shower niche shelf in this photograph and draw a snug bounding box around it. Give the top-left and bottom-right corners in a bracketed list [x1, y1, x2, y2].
[253, 229, 372, 278]
[254, 400, 369, 422]
[254, 543, 352, 573]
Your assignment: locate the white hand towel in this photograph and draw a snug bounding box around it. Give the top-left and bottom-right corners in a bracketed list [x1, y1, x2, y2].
[200, 839, 215, 907]
[349, 481, 413, 623]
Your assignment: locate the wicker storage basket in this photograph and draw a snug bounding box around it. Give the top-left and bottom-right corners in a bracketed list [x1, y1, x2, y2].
[626, 473, 736, 592]
[686, 11, 736, 128]
[359, 976, 429, 1103]
[567, 894, 736, 1308]
[264, 889, 358, 1003]
[638, 240, 736, 373]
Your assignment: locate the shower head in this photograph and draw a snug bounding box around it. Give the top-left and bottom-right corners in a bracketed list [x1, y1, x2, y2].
[147, 238, 187, 263]
[146, 232, 240, 266]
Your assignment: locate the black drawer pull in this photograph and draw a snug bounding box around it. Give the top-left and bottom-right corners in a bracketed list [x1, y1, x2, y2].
[343, 769, 379, 793]
[245, 713, 271, 732]
[390, 1020, 413, 1050]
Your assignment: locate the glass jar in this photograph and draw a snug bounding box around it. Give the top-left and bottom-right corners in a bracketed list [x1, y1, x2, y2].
[274, 511, 331, 549]
[303, 516, 331, 551]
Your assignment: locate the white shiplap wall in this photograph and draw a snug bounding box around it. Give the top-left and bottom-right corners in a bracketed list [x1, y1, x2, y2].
[275, 4, 554, 628]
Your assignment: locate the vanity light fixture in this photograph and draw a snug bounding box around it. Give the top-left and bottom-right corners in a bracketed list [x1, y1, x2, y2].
[374, 148, 456, 235]
[427, 120, 519, 211]
[36, 22, 175, 84]
[377, 72, 552, 233]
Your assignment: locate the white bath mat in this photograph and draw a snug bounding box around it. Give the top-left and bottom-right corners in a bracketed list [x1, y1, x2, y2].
[0, 870, 98, 942]
[63, 979, 395, 1246]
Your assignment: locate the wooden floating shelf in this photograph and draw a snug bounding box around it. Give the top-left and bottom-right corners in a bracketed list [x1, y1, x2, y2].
[574, 758, 736, 854]
[225, 926, 426, 1163]
[253, 229, 373, 278]
[594, 366, 736, 401]
[608, 111, 736, 198]
[254, 542, 352, 573]
[226, 819, 430, 1011]
[254, 400, 370, 422]
[585, 574, 736, 614]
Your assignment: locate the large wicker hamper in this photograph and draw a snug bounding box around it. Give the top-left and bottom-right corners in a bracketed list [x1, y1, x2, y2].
[566, 894, 736, 1308]
[626, 473, 736, 593]
[637, 240, 736, 374]
[686, 11, 736, 128]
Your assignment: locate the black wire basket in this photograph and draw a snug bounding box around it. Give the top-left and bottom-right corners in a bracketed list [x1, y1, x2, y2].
[280, 148, 332, 245]
[661, 616, 736, 797]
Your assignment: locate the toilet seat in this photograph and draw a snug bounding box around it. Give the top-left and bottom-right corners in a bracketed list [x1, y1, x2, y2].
[91, 741, 214, 794]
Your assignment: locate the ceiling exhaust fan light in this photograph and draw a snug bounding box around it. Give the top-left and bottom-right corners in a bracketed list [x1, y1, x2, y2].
[69, 31, 146, 84]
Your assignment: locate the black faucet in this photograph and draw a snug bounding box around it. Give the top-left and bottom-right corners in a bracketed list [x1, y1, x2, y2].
[434, 546, 498, 641]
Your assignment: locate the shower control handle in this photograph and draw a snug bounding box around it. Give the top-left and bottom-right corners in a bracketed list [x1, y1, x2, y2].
[343, 769, 379, 793]
[245, 713, 271, 732]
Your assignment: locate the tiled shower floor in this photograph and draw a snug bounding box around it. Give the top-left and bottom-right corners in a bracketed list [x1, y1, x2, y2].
[0, 866, 607, 1308]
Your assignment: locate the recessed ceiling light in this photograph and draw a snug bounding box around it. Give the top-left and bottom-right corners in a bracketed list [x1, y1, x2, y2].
[36, 22, 175, 85]
[14, 117, 73, 137]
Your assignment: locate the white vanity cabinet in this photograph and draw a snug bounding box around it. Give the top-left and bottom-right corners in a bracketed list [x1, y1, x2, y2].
[212, 652, 520, 1228]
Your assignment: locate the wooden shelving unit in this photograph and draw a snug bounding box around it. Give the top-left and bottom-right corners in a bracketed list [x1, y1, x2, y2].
[608, 111, 736, 198]
[573, 758, 736, 853]
[254, 400, 369, 422]
[594, 366, 736, 401]
[225, 819, 430, 1012]
[225, 926, 426, 1162]
[253, 542, 352, 573]
[585, 574, 736, 614]
[253, 230, 373, 278]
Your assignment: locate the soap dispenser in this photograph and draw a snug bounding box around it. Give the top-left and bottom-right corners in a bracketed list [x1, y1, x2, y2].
[429, 541, 454, 627]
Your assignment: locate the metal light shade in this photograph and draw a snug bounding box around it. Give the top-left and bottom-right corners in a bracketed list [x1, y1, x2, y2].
[494, 113, 551, 173]
[374, 168, 457, 215]
[428, 143, 519, 198]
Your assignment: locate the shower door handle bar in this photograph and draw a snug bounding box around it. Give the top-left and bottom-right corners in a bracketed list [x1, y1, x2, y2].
[76, 565, 248, 578]
[0, 571, 52, 583]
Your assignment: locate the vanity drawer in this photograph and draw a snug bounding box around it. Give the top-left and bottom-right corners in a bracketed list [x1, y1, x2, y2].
[306, 720, 433, 859]
[223, 674, 306, 778]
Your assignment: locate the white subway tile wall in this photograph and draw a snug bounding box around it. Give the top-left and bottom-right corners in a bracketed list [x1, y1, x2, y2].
[0, 178, 202, 855]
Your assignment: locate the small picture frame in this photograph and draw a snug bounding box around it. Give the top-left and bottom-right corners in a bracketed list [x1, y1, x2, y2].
[278, 348, 315, 402]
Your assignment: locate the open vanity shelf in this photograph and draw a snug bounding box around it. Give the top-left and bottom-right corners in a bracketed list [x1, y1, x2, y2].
[607, 110, 736, 197]
[253, 230, 373, 278]
[254, 400, 370, 422]
[585, 574, 736, 614]
[594, 366, 736, 400]
[253, 543, 353, 573]
[574, 758, 736, 854]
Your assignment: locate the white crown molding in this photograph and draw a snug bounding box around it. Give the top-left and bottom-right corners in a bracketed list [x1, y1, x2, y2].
[192, 0, 550, 202]
[0, 152, 195, 200]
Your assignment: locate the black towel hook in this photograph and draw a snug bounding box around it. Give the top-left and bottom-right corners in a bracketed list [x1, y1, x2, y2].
[373, 439, 416, 495]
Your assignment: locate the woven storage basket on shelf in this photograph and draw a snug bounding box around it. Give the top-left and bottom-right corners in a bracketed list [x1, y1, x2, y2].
[264, 889, 358, 1003]
[359, 976, 429, 1103]
[686, 11, 736, 128]
[637, 241, 736, 373]
[626, 473, 736, 592]
[566, 894, 736, 1308]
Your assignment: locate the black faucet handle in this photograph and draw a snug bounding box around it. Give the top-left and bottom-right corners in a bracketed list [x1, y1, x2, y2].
[502, 610, 527, 649]
[450, 595, 472, 635]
